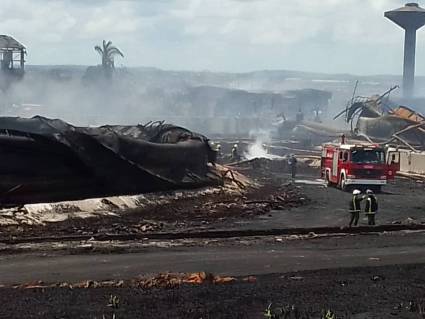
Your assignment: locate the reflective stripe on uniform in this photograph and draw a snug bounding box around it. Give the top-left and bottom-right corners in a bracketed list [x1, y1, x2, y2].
[352, 197, 360, 211]
[366, 197, 376, 214]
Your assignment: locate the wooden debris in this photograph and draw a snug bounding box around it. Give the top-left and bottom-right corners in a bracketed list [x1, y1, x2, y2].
[10, 272, 243, 290]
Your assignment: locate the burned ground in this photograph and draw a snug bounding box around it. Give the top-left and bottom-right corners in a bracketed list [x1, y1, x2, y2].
[2, 263, 425, 319]
[1, 158, 425, 319]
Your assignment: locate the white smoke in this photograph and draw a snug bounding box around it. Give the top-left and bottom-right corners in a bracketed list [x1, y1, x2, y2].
[244, 129, 282, 160]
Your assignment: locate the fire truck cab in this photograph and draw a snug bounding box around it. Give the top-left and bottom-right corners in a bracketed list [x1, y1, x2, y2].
[321, 141, 400, 192]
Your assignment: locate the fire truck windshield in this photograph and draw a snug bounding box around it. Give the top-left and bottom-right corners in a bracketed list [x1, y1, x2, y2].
[351, 149, 385, 164]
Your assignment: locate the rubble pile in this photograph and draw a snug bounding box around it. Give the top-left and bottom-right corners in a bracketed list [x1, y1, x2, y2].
[336, 86, 425, 150]
[131, 183, 305, 225]
[214, 164, 257, 191]
[198, 185, 305, 219]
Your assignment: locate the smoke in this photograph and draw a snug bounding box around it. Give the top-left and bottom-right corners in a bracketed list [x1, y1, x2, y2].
[0, 66, 189, 127]
[244, 129, 282, 160]
[0, 65, 390, 136]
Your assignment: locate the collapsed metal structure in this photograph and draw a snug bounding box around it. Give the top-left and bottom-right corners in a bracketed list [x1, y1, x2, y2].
[0, 116, 219, 205]
[336, 86, 425, 151]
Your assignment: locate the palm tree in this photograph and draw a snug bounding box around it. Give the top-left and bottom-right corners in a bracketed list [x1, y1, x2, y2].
[94, 40, 124, 73]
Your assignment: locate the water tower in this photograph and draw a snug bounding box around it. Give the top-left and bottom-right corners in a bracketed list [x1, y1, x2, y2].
[385, 3, 425, 98]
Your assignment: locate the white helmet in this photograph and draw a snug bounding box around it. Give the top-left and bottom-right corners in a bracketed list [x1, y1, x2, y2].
[353, 189, 361, 195]
[366, 189, 373, 194]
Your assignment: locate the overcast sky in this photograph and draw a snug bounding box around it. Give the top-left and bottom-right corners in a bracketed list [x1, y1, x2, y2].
[2, 0, 425, 75]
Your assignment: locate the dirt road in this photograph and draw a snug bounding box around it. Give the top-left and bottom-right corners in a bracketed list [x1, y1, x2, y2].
[2, 232, 425, 318]
[2, 230, 425, 285]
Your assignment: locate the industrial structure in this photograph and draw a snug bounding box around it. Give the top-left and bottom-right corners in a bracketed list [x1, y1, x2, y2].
[385, 3, 425, 98]
[0, 35, 25, 74]
[0, 35, 26, 90]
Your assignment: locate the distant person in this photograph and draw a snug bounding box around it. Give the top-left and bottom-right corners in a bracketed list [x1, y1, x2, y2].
[313, 107, 322, 123]
[231, 144, 240, 162]
[364, 189, 378, 226]
[288, 154, 297, 179]
[216, 144, 222, 158]
[295, 108, 304, 123]
[349, 189, 363, 227]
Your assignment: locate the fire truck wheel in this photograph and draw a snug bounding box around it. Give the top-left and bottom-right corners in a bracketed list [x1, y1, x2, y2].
[325, 171, 331, 186]
[340, 174, 347, 191]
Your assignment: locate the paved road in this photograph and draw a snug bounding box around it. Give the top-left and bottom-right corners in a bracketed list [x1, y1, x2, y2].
[2, 231, 425, 285]
[210, 175, 425, 232]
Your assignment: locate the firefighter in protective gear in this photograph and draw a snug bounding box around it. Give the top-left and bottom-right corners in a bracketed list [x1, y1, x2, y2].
[216, 144, 222, 158]
[349, 189, 363, 227]
[364, 189, 378, 225]
[295, 108, 304, 123]
[288, 154, 297, 179]
[231, 144, 240, 161]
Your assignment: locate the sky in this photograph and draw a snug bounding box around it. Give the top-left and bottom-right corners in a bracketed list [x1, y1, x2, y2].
[1, 0, 425, 75]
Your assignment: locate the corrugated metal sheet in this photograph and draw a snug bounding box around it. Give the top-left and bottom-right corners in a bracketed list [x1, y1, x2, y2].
[392, 106, 425, 123]
[0, 35, 25, 50]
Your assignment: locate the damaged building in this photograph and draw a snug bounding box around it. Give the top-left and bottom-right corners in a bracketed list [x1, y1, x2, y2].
[179, 86, 332, 136]
[184, 86, 332, 119]
[337, 86, 425, 150]
[0, 116, 219, 205]
[0, 35, 26, 90]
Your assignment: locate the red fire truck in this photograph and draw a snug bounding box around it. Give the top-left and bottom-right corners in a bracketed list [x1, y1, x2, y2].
[321, 138, 400, 192]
